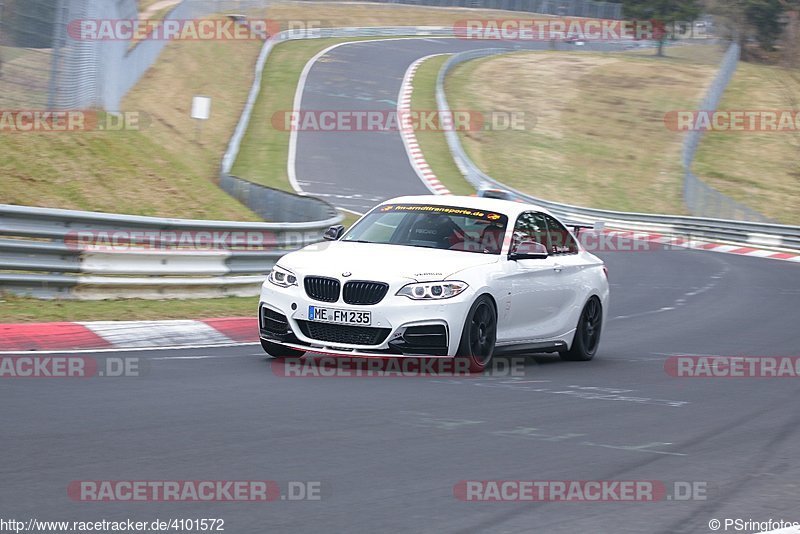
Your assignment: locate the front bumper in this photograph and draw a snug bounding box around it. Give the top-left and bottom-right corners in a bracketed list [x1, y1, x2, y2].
[259, 281, 473, 357]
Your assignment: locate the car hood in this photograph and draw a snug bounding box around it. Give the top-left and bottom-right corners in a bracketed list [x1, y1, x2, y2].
[278, 241, 500, 282]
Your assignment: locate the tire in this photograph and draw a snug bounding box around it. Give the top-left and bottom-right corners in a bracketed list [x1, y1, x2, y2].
[560, 297, 602, 362]
[260, 339, 305, 359]
[457, 295, 497, 373]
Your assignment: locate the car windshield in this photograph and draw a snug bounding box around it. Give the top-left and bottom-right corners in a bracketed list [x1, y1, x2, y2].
[342, 204, 509, 254]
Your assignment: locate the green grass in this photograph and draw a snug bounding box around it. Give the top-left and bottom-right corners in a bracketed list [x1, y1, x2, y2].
[693, 63, 800, 224]
[232, 39, 331, 191]
[0, 126, 260, 220]
[421, 42, 799, 222]
[439, 47, 723, 215]
[409, 54, 475, 196]
[340, 211, 361, 228]
[0, 295, 259, 323]
[1, 31, 266, 220]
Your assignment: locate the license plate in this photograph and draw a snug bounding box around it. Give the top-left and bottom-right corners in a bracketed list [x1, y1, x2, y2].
[308, 306, 372, 326]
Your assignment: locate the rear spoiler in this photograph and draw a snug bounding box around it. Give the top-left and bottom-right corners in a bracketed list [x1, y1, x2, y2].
[477, 188, 517, 201]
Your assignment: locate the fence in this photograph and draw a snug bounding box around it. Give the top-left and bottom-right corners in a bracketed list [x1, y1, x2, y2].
[0, 0, 57, 108]
[680, 43, 771, 222]
[435, 47, 800, 248]
[0, 0, 266, 111]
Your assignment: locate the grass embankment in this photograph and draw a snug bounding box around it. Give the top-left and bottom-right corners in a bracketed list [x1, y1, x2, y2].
[408, 55, 474, 195]
[693, 63, 800, 224]
[1, 20, 265, 220]
[416, 45, 726, 215]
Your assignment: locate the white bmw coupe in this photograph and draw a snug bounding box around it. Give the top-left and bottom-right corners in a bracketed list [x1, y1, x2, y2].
[259, 195, 609, 371]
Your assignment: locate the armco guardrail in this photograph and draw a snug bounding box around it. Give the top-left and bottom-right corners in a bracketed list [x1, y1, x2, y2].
[219, 175, 340, 223]
[435, 47, 800, 250]
[0, 204, 341, 299]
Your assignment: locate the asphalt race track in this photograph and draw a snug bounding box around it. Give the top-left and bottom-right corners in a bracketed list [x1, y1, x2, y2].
[3, 39, 799, 534]
[292, 38, 623, 213]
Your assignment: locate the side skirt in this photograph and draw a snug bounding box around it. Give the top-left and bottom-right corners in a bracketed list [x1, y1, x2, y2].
[494, 340, 568, 356]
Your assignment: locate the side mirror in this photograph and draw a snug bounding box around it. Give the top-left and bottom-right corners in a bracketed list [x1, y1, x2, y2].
[323, 224, 345, 241]
[509, 239, 549, 261]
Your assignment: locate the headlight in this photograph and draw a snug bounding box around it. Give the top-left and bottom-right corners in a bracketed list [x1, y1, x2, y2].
[268, 265, 298, 288]
[397, 281, 468, 300]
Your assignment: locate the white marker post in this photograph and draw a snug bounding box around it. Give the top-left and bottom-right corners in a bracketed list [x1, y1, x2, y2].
[191, 95, 211, 143]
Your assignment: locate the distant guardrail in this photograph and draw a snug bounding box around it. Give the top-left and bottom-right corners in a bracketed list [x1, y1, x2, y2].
[435, 47, 800, 250]
[219, 175, 340, 223]
[0, 204, 341, 300]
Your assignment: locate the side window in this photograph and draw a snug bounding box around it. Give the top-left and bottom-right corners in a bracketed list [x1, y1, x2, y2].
[543, 214, 579, 255]
[513, 212, 549, 247]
